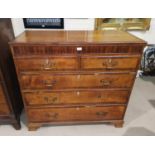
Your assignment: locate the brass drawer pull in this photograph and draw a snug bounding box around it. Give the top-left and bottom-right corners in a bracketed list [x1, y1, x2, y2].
[96, 111, 108, 116]
[102, 59, 118, 69]
[44, 63, 56, 70]
[44, 96, 58, 104]
[100, 79, 111, 86]
[43, 80, 57, 87]
[46, 112, 58, 119]
[43, 59, 56, 70]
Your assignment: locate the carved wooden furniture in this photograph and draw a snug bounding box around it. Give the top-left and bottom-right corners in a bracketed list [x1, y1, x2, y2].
[0, 19, 23, 129]
[10, 30, 146, 131]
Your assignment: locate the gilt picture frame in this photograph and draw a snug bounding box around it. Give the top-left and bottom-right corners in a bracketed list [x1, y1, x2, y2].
[95, 18, 151, 31]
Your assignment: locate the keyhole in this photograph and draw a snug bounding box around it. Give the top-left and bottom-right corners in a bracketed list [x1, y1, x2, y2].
[77, 91, 80, 96]
[77, 75, 81, 80]
[108, 59, 112, 64]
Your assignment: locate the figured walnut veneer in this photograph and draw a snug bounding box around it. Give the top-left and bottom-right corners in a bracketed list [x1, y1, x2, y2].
[10, 30, 146, 131]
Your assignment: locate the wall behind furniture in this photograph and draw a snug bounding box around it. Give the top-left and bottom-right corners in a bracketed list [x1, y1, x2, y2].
[11, 18, 155, 44]
[11, 18, 25, 37]
[130, 19, 155, 45]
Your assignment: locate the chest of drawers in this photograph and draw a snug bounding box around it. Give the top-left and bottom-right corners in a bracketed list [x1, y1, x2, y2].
[10, 30, 146, 131]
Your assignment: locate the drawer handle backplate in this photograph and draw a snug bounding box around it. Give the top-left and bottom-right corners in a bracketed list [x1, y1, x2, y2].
[43, 80, 57, 87]
[46, 112, 58, 119]
[100, 79, 111, 87]
[44, 96, 58, 104]
[43, 59, 56, 70]
[102, 59, 118, 69]
[96, 111, 108, 116]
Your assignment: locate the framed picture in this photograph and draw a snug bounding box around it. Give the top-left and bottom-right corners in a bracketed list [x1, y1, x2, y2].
[95, 18, 151, 31]
[23, 18, 64, 29]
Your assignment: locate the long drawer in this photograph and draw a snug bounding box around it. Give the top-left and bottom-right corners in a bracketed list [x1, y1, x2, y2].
[24, 90, 129, 106]
[28, 105, 125, 122]
[81, 55, 140, 71]
[12, 45, 143, 57]
[20, 72, 135, 90]
[15, 57, 78, 71]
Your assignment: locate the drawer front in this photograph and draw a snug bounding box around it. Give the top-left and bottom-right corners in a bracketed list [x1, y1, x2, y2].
[24, 90, 129, 106]
[28, 106, 125, 122]
[12, 45, 78, 56]
[21, 73, 135, 89]
[15, 57, 78, 72]
[0, 85, 10, 115]
[12, 45, 143, 57]
[81, 56, 140, 70]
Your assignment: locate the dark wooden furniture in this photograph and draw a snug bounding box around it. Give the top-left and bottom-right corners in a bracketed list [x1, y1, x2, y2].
[0, 19, 23, 129]
[10, 30, 146, 131]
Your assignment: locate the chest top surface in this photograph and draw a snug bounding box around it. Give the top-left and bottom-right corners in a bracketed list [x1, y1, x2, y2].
[10, 30, 146, 45]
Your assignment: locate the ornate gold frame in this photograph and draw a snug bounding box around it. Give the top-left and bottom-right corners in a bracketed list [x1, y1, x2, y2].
[95, 18, 151, 31]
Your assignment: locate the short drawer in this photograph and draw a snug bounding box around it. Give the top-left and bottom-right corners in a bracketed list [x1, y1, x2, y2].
[81, 55, 140, 70]
[12, 45, 78, 56]
[15, 57, 78, 71]
[24, 90, 129, 106]
[20, 72, 135, 90]
[28, 105, 125, 122]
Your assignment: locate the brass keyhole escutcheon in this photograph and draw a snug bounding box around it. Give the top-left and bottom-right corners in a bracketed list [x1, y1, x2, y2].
[76, 91, 80, 96]
[77, 75, 81, 80]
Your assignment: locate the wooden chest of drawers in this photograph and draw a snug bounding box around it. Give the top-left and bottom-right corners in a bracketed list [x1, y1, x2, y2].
[10, 30, 146, 131]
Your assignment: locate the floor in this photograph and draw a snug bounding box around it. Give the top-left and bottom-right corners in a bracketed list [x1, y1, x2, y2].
[0, 76, 155, 136]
